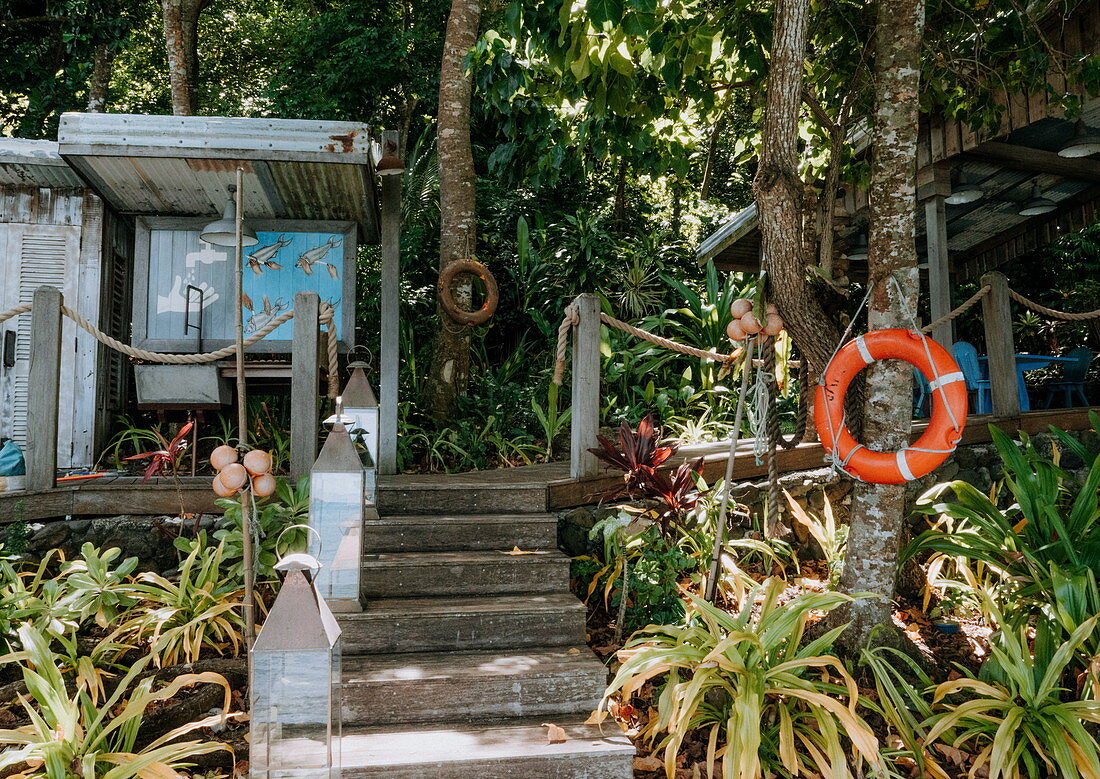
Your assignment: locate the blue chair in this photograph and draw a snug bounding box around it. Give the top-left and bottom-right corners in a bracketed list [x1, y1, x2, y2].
[952, 342, 992, 414]
[913, 369, 930, 418]
[1043, 347, 1093, 408]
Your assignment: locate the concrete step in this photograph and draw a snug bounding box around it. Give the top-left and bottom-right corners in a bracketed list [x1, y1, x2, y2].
[337, 594, 587, 655]
[340, 717, 634, 778]
[341, 647, 610, 727]
[377, 481, 549, 516]
[360, 550, 572, 598]
[362, 514, 558, 553]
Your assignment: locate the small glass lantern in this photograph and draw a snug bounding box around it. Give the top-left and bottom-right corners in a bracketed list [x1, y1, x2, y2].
[340, 356, 379, 472]
[250, 553, 341, 779]
[309, 423, 365, 612]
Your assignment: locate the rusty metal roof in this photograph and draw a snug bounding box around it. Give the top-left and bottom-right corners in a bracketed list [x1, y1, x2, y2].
[0, 138, 84, 188]
[55, 113, 379, 242]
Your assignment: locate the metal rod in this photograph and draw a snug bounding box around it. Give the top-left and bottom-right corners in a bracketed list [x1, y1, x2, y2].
[234, 168, 256, 650]
[704, 341, 754, 603]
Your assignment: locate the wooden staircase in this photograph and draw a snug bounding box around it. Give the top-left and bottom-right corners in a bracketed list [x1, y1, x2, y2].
[336, 484, 634, 777]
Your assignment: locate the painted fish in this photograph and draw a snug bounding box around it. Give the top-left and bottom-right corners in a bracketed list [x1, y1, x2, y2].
[247, 235, 291, 275]
[295, 235, 342, 275]
[244, 296, 289, 333]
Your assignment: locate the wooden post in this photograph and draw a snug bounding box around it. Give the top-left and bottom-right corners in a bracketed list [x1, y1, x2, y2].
[924, 192, 953, 348]
[291, 291, 321, 478]
[570, 293, 601, 479]
[28, 286, 62, 491]
[378, 130, 402, 476]
[980, 272, 1019, 417]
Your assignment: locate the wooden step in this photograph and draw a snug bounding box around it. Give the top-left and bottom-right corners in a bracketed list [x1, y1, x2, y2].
[341, 647, 609, 726]
[337, 594, 587, 654]
[362, 514, 558, 553]
[360, 550, 572, 598]
[377, 482, 548, 516]
[340, 717, 634, 778]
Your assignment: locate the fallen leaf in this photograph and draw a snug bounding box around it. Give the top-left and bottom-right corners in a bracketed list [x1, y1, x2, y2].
[567, 647, 581, 655]
[542, 722, 567, 744]
[500, 546, 548, 556]
[634, 755, 664, 771]
[584, 708, 608, 725]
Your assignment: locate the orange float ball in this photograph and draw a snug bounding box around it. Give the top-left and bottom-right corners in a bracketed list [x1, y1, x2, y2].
[727, 319, 746, 341]
[210, 445, 237, 471]
[212, 473, 237, 498]
[730, 298, 753, 318]
[251, 472, 277, 498]
[740, 312, 763, 335]
[243, 449, 272, 476]
[219, 462, 249, 491]
[763, 315, 784, 337]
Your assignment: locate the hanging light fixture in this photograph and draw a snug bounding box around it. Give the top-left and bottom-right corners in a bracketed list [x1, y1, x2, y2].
[200, 185, 258, 247]
[845, 233, 868, 262]
[1058, 119, 1100, 158]
[945, 170, 985, 205]
[1018, 184, 1057, 216]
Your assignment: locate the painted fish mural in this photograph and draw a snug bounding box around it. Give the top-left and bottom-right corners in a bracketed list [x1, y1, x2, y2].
[295, 236, 342, 278]
[244, 296, 290, 333]
[247, 234, 290, 275]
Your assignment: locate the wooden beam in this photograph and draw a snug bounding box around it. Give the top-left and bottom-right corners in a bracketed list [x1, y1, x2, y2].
[924, 193, 953, 347]
[981, 272, 1020, 417]
[569, 293, 602, 479]
[965, 141, 1100, 184]
[27, 286, 62, 491]
[291, 291, 320, 478]
[377, 130, 401, 476]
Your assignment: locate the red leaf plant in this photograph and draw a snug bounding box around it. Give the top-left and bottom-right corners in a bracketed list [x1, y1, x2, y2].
[646, 457, 706, 536]
[588, 416, 678, 497]
[125, 421, 194, 481]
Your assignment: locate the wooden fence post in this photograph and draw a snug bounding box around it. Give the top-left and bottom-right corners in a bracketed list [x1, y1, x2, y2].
[28, 286, 62, 491]
[291, 291, 320, 478]
[570, 293, 601, 479]
[378, 129, 401, 476]
[980, 272, 1019, 417]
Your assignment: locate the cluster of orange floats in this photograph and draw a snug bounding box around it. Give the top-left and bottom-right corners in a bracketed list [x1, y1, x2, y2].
[210, 446, 276, 498]
[729, 300, 968, 485]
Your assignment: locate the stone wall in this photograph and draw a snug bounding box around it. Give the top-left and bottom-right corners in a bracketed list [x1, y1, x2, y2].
[558, 427, 1100, 557]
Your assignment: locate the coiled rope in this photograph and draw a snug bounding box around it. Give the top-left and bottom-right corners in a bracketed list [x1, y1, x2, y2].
[0, 301, 340, 399]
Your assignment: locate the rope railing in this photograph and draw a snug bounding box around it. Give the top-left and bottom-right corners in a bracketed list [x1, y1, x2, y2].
[921, 285, 991, 335]
[0, 299, 341, 399]
[1008, 289, 1100, 322]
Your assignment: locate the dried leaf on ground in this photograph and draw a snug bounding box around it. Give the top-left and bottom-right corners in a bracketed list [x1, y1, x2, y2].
[542, 722, 568, 744]
[499, 546, 548, 555]
[634, 754, 664, 771]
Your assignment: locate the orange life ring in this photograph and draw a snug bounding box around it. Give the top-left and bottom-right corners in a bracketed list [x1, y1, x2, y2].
[814, 328, 967, 484]
[438, 259, 499, 326]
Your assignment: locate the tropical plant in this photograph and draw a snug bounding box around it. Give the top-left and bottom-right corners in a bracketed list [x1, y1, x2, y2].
[589, 416, 677, 495]
[784, 489, 848, 585]
[645, 457, 706, 536]
[124, 420, 194, 480]
[0, 625, 231, 778]
[119, 541, 243, 667]
[603, 580, 881, 778]
[176, 476, 310, 584]
[58, 543, 141, 629]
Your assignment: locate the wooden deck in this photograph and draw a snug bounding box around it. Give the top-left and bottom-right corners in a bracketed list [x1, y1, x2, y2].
[0, 406, 1095, 523]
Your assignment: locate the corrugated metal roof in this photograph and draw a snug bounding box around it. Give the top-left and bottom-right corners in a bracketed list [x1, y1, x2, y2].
[56, 113, 379, 242]
[0, 138, 84, 188]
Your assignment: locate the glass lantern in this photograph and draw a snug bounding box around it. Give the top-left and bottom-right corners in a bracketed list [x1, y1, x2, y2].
[309, 423, 365, 612]
[250, 554, 341, 779]
[340, 359, 379, 475]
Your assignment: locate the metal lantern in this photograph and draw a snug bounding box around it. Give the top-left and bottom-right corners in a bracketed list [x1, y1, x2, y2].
[250, 554, 341, 779]
[309, 423, 365, 612]
[340, 358, 379, 476]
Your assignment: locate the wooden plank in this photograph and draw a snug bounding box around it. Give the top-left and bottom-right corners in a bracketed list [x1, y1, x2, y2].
[924, 194, 953, 347]
[378, 130, 401, 476]
[966, 142, 1100, 184]
[71, 193, 102, 467]
[944, 118, 962, 159]
[290, 290, 320, 478]
[981, 272, 1020, 418]
[929, 112, 946, 162]
[569, 293, 601, 479]
[27, 286, 62, 491]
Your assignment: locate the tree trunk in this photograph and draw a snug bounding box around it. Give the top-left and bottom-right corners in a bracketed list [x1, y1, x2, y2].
[753, 0, 842, 387]
[835, 0, 925, 654]
[86, 45, 115, 112]
[162, 0, 208, 115]
[425, 0, 482, 419]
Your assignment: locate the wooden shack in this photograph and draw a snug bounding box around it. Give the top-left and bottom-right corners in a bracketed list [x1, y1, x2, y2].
[0, 138, 132, 468]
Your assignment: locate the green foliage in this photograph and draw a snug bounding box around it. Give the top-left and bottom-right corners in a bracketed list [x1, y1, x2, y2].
[0, 624, 230, 778]
[175, 476, 310, 584]
[120, 541, 243, 667]
[604, 581, 881, 778]
[58, 543, 140, 629]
